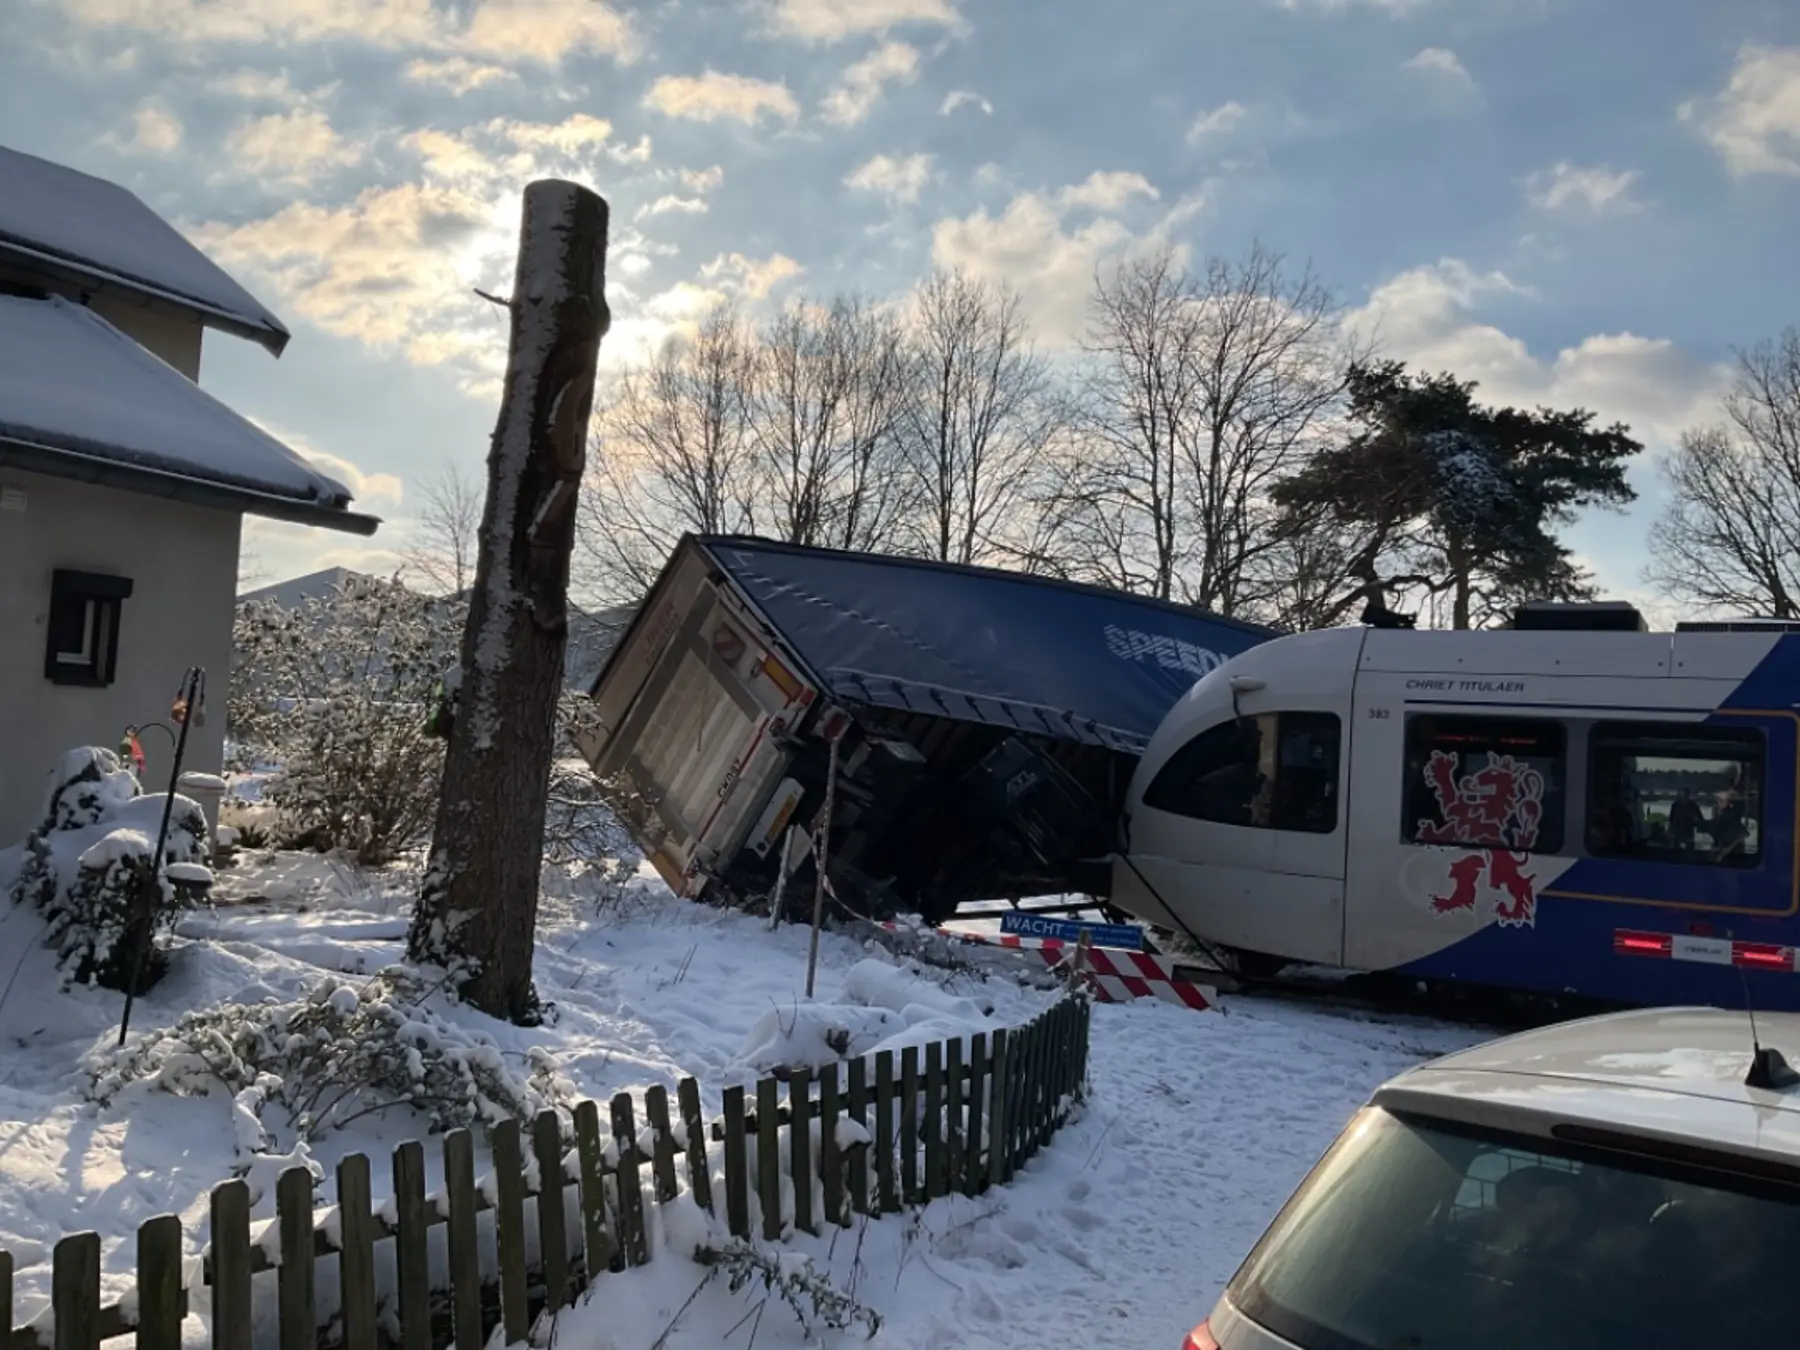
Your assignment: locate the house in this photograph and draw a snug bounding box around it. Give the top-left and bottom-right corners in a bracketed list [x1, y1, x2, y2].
[0, 143, 380, 841]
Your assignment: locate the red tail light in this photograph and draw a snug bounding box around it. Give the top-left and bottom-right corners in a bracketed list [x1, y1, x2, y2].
[1183, 1322, 1221, 1350]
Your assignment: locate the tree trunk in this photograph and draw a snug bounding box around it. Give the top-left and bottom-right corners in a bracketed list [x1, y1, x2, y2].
[407, 180, 610, 1022]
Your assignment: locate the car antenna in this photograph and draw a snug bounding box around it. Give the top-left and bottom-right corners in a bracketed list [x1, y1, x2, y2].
[1737, 964, 1800, 1090]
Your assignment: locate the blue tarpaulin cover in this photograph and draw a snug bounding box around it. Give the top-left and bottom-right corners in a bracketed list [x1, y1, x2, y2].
[701, 536, 1274, 752]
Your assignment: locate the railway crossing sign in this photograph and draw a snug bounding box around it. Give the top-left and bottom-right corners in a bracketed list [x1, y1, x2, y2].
[999, 911, 1145, 950]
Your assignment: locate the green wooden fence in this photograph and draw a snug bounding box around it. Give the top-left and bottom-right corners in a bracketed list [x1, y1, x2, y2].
[2, 995, 1090, 1350]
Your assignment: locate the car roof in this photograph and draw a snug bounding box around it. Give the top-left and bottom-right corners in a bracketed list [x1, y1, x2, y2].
[1371, 1006, 1800, 1170]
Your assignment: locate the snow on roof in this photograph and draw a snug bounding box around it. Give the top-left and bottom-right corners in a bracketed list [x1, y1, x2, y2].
[0, 143, 289, 353]
[0, 294, 373, 532]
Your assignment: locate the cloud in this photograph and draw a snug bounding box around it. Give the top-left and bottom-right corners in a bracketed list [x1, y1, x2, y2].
[764, 0, 962, 42]
[243, 420, 405, 508]
[605, 252, 805, 364]
[192, 114, 650, 394]
[678, 165, 725, 192]
[1524, 162, 1641, 213]
[54, 0, 635, 64]
[1402, 47, 1472, 84]
[1186, 100, 1246, 144]
[207, 69, 310, 105]
[226, 108, 361, 183]
[939, 90, 991, 116]
[1344, 260, 1728, 445]
[1058, 170, 1159, 211]
[700, 251, 804, 298]
[1679, 43, 1800, 178]
[844, 151, 933, 203]
[930, 175, 1173, 344]
[240, 514, 411, 587]
[644, 71, 800, 125]
[819, 41, 920, 125]
[404, 56, 517, 94]
[638, 195, 708, 217]
[125, 101, 182, 152]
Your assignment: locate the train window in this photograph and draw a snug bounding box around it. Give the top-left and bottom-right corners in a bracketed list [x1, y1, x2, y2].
[1143, 712, 1341, 833]
[1403, 715, 1566, 853]
[1587, 723, 1764, 868]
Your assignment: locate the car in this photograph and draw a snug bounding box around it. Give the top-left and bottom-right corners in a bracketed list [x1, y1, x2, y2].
[1184, 1005, 1800, 1349]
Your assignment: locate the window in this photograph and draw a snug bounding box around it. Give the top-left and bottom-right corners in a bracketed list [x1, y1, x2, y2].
[1226, 1108, 1800, 1350]
[1404, 715, 1565, 853]
[44, 569, 132, 688]
[1587, 722, 1764, 867]
[1142, 711, 1341, 833]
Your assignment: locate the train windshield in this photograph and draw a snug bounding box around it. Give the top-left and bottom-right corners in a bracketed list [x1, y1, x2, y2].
[1226, 1107, 1800, 1350]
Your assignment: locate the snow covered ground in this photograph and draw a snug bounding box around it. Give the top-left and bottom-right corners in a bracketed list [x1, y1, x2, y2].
[0, 848, 1483, 1349]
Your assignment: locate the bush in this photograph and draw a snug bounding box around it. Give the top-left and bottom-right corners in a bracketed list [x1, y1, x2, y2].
[229, 576, 461, 865]
[9, 748, 212, 990]
[89, 965, 578, 1147]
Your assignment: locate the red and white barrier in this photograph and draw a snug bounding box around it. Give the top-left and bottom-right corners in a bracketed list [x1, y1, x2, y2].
[878, 923, 1219, 1011]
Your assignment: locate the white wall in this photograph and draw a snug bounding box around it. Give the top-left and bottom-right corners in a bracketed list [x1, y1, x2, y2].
[0, 469, 239, 842]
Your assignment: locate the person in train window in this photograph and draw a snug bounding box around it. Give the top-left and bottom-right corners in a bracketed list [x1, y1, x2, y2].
[1668, 788, 1701, 852]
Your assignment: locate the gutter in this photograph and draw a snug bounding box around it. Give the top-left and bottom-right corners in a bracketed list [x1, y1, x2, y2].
[0, 435, 381, 536]
[0, 241, 290, 357]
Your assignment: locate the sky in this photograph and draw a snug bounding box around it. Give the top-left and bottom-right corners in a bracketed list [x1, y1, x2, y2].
[2, 0, 1798, 617]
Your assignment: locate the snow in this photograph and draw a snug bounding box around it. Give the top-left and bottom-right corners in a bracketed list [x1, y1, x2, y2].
[0, 144, 287, 345]
[77, 828, 154, 870]
[0, 295, 353, 506]
[0, 849, 1485, 1349]
[176, 774, 228, 794]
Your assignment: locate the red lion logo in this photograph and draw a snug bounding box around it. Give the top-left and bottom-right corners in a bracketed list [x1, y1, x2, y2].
[1418, 750, 1543, 928]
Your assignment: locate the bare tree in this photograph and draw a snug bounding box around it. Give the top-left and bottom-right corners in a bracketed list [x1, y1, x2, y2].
[898, 268, 1059, 564]
[1056, 242, 1350, 615]
[752, 295, 915, 552]
[577, 306, 759, 602]
[1648, 329, 1800, 619]
[407, 463, 483, 595]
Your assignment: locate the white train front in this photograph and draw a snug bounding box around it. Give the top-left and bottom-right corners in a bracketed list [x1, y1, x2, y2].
[1113, 620, 1800, 1010]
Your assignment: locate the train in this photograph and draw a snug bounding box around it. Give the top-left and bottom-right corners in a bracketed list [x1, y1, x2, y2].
[1113, 608, 1800, 1011]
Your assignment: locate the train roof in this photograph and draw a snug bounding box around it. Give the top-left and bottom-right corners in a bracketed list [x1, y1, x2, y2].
[1374, 1007, 1800, 1168]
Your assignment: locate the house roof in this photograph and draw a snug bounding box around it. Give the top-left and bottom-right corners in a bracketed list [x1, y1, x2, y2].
[0, 294, 377, 534]
[237, 567, 362, 608]
[0, 143, 290, 355]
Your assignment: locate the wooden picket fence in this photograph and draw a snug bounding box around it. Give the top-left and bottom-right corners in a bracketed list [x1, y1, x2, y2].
[2, 995, 1090, 1350]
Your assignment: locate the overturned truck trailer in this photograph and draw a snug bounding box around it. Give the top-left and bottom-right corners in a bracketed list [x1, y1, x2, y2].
[574, 536, 1272, 924]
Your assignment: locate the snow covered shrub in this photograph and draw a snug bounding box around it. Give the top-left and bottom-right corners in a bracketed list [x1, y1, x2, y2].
[89, 965, 578, 1147]
[9, 748, 211, 990]
[229, 576, 462, 865]
[702, 1240, 882, 1339]
[543, 756, 642, 889]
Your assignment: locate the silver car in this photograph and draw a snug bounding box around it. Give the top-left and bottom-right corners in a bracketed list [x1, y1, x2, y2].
[1185, 1006, 1800, 1349]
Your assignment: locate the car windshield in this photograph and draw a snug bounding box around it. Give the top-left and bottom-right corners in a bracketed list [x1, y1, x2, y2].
[1226, 1107, 1800, 1350]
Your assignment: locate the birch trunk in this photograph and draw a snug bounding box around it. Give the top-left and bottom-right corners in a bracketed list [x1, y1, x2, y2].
[407, 179, 610, 1022]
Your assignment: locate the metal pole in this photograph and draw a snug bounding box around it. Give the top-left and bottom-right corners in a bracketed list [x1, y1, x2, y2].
[119, 666, 203, 1045]
[766, 825, 795, 932]
[804, 729, 843, 999]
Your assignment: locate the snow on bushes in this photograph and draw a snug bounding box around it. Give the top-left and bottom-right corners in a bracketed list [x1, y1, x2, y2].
[87, 964, 579, 1161]
[8, 747, 212, 989]
[229, 576, 460, 865]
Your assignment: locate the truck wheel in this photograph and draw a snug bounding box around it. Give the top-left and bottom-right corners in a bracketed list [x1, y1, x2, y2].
[1226, 947, 1291, 980]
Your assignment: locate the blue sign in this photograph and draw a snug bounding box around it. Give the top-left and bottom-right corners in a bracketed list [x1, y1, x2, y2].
[999, 912, 1144, 949]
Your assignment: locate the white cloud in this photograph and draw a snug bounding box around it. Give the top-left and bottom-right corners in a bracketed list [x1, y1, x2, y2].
[606, 252, 805, 364]
[56, 0, 638, 64]
[243, 420, 406, 508]
[678, 165, 725, 192]
[1269, 0, 1428, 10]
[126, 102, 183, 152]
[819, 41, 920, 125]
[939, 90, 991, 116]
[765, 0, 962, 42]
[1186, 100, 1246, 144]
[193, 114, 652, 394]
[404, 56, 517, 94]
[930, 174, 1174, 344]
[1679, 43, 1800, 178]
[207, 69, 310, 105]
[644, 71, 800, 125]
[226, 108, 361, 183]
[1402, 47, 1472, 84]
[1524, 162, 1641, 213]
[1058, 170, 1159, 211]
[638, 195, 708, 218]
[844, 151, 934, 203]
[1344, 260, 1727, 445]
[700, 251, 804, 298]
